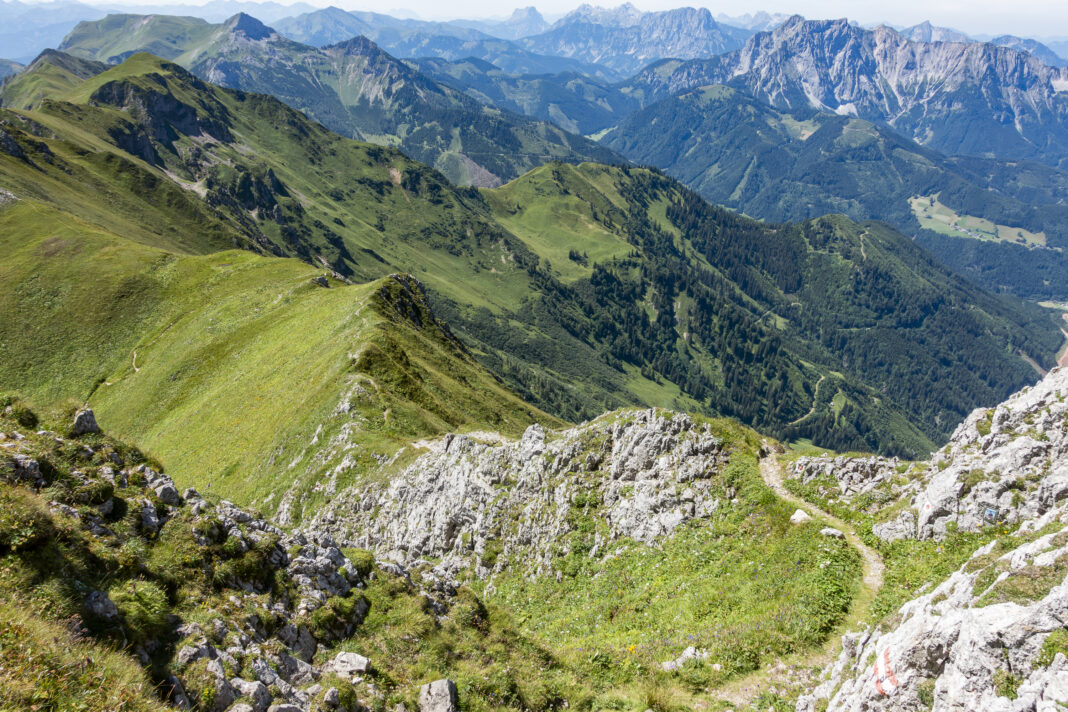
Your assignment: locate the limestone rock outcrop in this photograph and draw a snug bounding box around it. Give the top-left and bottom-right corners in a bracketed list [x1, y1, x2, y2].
[311, 409, 734, 577]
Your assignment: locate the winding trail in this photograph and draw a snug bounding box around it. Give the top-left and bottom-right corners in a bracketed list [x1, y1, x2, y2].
[786, 375, 827, 428]
[711, 453, 885, 707]
[759, 453, 883, 591]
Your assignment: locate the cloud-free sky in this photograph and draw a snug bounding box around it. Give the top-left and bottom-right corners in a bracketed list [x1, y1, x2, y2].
[93, 0, 1068, 39]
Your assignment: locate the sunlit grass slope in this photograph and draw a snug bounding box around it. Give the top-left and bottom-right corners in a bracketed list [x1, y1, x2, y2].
[0, 196, 552, 516]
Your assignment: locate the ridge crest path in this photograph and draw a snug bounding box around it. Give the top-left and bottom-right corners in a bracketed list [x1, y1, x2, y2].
[760, 449, 884, 591]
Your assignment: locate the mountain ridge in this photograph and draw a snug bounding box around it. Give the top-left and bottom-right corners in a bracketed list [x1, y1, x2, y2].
[622, 16, 1068, 168]
[52, 15, 622, 186]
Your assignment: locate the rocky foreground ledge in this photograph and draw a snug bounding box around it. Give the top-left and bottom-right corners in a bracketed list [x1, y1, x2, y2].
[0, 403, 462, 712]
[795, 368, 1068, 711]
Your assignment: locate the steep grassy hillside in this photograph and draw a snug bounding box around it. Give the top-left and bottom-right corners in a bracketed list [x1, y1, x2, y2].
[0, 49, 107, 110]
[53, 15, 622, 187]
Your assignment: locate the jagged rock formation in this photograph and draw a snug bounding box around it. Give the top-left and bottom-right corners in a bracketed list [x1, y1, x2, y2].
[796, 367, 1068, 710]
[0, 403, 452, 712]
[794, 367, 1068, 542]
[623, 16, 1068, 167]
[311, 409, 732, 578]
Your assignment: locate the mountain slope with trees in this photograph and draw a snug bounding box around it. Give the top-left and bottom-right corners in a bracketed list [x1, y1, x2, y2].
[0, 53, 1061, 486]
[53, 14, 622, 186]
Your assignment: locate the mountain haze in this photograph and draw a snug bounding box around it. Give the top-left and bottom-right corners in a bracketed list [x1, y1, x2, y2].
[518, 4, 752, 77]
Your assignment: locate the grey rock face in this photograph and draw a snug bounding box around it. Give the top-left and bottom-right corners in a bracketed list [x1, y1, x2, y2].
[797, 367, 1068, 711]
[797, 367, 1068, 543]
[231, 677, 272, 711]
[659, 646, 709, 671]
[625, 17, 1068, 166]
[329, 651, 371, 680]
[799, 521, 1068, 711]
[10, 454, 43, 486]
[140, 499, 160, 534]
[71, 408, 100, 436]
[418, 679, 458, 712]
[312, 409, 729, 577]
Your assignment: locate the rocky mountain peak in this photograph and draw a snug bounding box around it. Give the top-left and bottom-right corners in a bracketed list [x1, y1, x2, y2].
[325, 33, 387, 58]
[557, 2, 644, 28]
[508, 6, 543, 22]
[222, 12, 274, 41]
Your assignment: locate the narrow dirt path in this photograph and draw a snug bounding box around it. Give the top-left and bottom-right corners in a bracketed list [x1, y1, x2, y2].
[759, 454, 883, 590]
[786, 375, 827, 428]
[710, 454, 885, 707]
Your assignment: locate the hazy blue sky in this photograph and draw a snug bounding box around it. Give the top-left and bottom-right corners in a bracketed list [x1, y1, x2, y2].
[90, 0, 1068, 39]
[369, 0, 1068, 38]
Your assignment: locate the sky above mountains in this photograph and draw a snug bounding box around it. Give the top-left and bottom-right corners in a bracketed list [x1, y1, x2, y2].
[79, 0, 1066, 39]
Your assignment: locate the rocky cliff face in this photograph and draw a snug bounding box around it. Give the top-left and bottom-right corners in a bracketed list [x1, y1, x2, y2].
[794, 367, 1068, 710]
[794, 367, 1068, 543]
[311, 409, 735, 579]
[625, 16, 1068, 167]
[799, 524, 1068, 710]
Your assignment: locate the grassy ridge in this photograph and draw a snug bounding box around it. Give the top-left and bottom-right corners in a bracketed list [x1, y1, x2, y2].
[0, 196, 548, 516]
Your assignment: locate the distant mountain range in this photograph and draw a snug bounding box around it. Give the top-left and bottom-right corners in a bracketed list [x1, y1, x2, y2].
[600, 84, 1068, 298]
[515, 4, 753, 76]
[44, 13, 620, 186]
[898, 21, 1067, 67]
[411, 56, 640, 134]
[622, 16, 1068, 168]
[446, 6, 550, 40]
[272, 6, 615, 77]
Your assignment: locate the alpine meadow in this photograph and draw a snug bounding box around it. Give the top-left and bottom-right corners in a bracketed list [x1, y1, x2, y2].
[2, 2, 1068, 711]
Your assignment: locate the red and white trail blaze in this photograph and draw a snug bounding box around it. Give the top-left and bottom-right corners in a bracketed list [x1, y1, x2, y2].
[873, 648, 899, 696]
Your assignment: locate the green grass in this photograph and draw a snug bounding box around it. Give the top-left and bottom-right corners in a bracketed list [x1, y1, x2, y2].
[0, 601, 167, 712]
[909, 195, 1047, 247]
[0, 197, 550, 518]
[484, 163, 635, 283]
[337, 574, 584, 712]
[485, 453, 862, 692]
